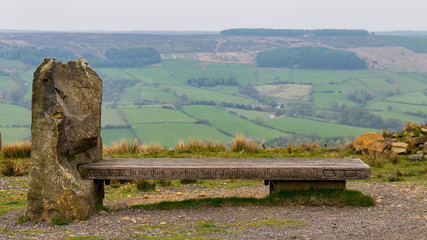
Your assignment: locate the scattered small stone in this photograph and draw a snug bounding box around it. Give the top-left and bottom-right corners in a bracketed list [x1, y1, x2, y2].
[408, 153, 424, 162]
[98, 211, 107, 216]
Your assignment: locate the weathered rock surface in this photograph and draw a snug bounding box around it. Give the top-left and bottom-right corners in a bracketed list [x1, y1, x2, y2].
[424, 142, 427, 154]
[407, 153, 424, 162]
[352, 132, 385, 152]
[391, 142, 409, 154]
[25, 58, 103, 221]
[415, 136, 427, 146]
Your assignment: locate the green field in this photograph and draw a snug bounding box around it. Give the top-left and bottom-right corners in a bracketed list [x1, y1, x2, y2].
[118, 84, 179, 105]
[122, 106, 195, 124]
[0, 127, 30, 143]
[367, 101, 427, 115]
[0, 103, 31, 126]
[357, 77, 397, 91]
[224, 108, 272, 120]
[0, 76, 15, 91]
[0, 58, 25, 69]
[228, 64, 255, 86]
[264, 117, 378, 137]
[96, 68, 136, 80]
[384, 91, 427, 105]
[202, 63, 233, 79]
[167, 85, 255, 104]
[369, 110, 425, 124]
[290, 69, 352, 84]
[379, 71, 427, 93]
[132, 123, 232, 147]
[101, 128, 135, 146]
[122, 67, 181, 85]
[161, 60, 203, 82]
[101, 108, 127, 127]
[183, 105, 289, 139]
[312, 92, 356, 108]
[256, 68, 291, 85]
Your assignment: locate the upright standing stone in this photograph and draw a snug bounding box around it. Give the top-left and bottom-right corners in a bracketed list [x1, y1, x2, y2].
[25, 57, 103, 221]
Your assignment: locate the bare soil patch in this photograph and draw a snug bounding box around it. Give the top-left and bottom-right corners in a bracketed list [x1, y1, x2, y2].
[351, 46, 427, 72]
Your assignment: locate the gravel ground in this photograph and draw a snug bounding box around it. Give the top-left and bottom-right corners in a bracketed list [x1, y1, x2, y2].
[1, 181, 426, 240]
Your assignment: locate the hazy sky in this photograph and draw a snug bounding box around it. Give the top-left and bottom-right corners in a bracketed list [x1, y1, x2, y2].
[1, 0, 427, 32]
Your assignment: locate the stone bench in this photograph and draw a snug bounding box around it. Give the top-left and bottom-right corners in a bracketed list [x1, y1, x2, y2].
[78, 157, 370, 204]
[25, 58, 371, 222]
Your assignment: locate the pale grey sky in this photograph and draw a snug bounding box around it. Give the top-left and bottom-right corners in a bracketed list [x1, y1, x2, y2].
[1, 0, 426, 32]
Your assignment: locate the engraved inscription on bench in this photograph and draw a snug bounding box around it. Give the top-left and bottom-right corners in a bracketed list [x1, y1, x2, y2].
[79, 158, 370, 181]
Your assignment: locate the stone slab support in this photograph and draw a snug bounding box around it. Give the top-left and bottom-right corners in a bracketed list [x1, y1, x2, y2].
[268, 180, 346, 193]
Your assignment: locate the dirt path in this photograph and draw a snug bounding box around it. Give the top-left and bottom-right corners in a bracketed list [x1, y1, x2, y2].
[1, 182, 426, 239]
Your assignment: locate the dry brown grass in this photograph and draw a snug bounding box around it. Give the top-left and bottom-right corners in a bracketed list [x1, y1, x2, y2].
[1, 141, 31, 159]
[103, 139, 165, 156]
[175, 138, 225, 153]
[103, 138, 141, 155]
[230, 134, 261, 153]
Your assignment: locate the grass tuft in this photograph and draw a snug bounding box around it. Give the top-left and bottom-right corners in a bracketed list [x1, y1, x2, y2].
[94, 203, 109, 212]
[103, 138, 141, 155]
[17, 215, 30, 224]
[103, 139, 165, 156]
[51, 216, 71, 226]
[136, 180, 156, 192]
[130, 189, 375, 210]
[361, 150, 396, 168]
[230, 134, 261, 153]
[2, 141, 31, 159]
[175, 138, 225, 153]
[0, 158, 30, 176]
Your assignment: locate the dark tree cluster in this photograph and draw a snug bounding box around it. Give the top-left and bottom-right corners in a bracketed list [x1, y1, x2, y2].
[187, 77, 238, 87]
[346, 89, 376, 104]
[86, 47, 161, 68]
[330, 102, 403, 130]
[220, 28, 370, 37]
[0, 47, 76, 66]
[256, 47, 367, 70]
[101, 75, 139, 102]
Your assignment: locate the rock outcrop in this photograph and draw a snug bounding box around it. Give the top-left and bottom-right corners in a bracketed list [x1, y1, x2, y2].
[352, 132, 385, 152]
[391, 142, 409, 154]
[25, 58, 103, 221]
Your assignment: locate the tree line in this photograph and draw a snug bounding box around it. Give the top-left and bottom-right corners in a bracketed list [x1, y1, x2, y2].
[85, 47, 161, 68]
[0, 46, 76, 66]
[220, 28, 371, 37]
[187, 77, 238, 87]
[256, 47, 367, 70]
[0, 46, 161, 68]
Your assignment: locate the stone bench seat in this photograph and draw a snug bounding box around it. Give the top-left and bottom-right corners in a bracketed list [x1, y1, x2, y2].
[78, 158, 370, 204]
